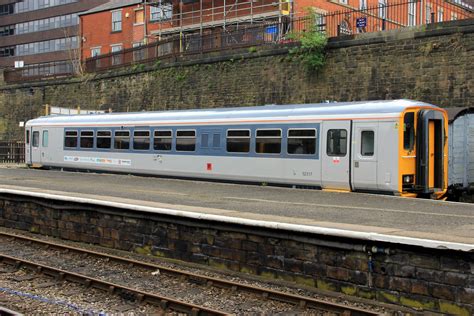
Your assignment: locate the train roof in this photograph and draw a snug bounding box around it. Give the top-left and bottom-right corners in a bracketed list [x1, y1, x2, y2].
[26, 100, 438, 127]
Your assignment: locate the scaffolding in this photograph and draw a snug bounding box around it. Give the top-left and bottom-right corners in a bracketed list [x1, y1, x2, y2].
[146, 0, 291, 40]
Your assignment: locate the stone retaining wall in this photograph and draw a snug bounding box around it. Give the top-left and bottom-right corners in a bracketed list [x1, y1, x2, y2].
[1, 19, 473, 140]
[0, 195, 472, 314]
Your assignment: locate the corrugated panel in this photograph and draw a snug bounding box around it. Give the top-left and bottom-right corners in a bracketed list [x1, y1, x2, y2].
[449, 116, 467, 186]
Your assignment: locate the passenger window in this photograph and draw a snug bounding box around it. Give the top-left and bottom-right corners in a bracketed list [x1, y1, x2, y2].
[80, 131, 94, 148]
[404, 112, 415, 151]
[176, 130, 195, 151]
[154, 130, 172, 151]
[133, 130, 150, 150]
[26, 130, 30, 144]
[327, 129, 347, 156]
[32, 131, 39, 148]
[42, 130, 49, 147]
[227, 130, 250, 153]
[64, 131, 78, 148]
[287, 129, 316, 155]
[256, 129, 281, 154]
[114, 130, 130, 150]
[97, 131, 112, 149]
[361, 131, 374, 156]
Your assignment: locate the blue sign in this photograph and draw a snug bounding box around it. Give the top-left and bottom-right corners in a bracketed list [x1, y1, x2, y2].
[265, 25, 278, 34]
[356, 17, 367, 28]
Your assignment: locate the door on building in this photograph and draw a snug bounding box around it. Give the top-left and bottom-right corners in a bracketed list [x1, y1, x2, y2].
[321, 121, 351, 190]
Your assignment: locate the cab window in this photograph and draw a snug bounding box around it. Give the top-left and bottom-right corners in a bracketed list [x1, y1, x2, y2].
[404, 112, 415, 151]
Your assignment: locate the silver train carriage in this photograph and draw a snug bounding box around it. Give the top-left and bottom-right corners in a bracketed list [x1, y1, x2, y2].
[25, 100, 448, 199]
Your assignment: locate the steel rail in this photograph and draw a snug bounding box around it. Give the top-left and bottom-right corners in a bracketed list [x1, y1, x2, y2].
[0, 253, 228, 316]
[0, 231, 380, 315]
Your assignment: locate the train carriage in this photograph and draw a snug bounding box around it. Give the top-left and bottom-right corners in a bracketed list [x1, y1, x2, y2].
[25, 100, 448, 199]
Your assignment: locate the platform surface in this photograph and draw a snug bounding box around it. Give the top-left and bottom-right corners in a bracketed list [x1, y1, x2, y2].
[0, 167, 473, 247]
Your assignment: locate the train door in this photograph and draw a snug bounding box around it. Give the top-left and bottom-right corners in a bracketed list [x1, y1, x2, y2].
[30, 128, 41, 164]
[416, 110, 445, 194]
[351, 122, 378, 190]
[200, 129, 222, 154]
[321, 121, 351, 190]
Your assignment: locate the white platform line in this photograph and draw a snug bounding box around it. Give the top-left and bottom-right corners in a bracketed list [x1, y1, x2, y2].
[0, 188, 472, 252]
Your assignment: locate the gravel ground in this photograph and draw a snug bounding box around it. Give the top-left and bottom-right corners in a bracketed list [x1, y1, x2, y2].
[0, 227, 402, 315]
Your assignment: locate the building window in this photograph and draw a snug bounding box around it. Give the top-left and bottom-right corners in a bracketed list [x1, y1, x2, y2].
[379, 0, 387, 19]
[114, 130, 130, 150]
[451, 12, 458, 20]
[0, 25, 15, 37]
[0, 4, 14, 16]
[150, 2, 172, 21]
[64, 131, 78, 148]
[426, 4, 433, 23]
[135, 9, 144, 24]
[437, 7, 444, 22]
[287, 129, 316, 155]
[133, 130, 150, 150]
[132, 42, 145, 61]
[408, 1, 416, 26]
[80, 131, 94, 148]
[91, 47, 101, 57]
[111, 44, 123, 65]
[360, 0, 367, 10]
[256, 129, 281, 154]
[226, 130, 250, 153]
[15, 37, 78, 57]
[112, 10, 122, 32]
[326, 129, 347, 157]
[176, 130, 196, 152]
[339, 0, 348, 4]
[361, 131, 374, 156]
[154, 130, 172, 151]
[0, 46, 15, 57]
[97, 131, 111, 149]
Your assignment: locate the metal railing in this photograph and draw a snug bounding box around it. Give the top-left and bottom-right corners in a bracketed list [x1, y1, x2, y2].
[3, 0, 473, 82]
[3, 60, 76, 83]
[0, 141, 25, 164]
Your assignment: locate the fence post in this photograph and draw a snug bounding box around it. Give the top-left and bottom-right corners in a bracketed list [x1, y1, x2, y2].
[431, 12, 435, 23]
[382, 18, 386, 30]
[337, 24, 341, 36]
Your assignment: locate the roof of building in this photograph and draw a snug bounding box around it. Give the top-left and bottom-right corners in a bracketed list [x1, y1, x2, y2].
[78, 0, 143, 16]
[26, 100, 439, 127]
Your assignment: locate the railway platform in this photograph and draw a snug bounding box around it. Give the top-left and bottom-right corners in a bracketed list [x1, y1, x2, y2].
[0, 167, 473, 314]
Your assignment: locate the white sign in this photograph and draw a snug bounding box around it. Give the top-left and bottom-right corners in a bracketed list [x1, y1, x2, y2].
[19, 121, 25, 127]
[14, 61, 24, 68]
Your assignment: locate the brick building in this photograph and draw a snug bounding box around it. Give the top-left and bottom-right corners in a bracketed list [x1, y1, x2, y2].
[0, 0, 107, 76]
[79, 0, 472, 62]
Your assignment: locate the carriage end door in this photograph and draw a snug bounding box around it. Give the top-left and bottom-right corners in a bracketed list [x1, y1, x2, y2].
[321, 121, 351, 190]
[352, 122, 378, 191]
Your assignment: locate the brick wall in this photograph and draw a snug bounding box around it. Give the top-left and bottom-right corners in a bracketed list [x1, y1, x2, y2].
[0, 19, 473, 141]
[0, 196, 472, 314]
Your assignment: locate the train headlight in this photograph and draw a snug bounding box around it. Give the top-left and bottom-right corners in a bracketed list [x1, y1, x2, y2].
[403, 175, 414, 184]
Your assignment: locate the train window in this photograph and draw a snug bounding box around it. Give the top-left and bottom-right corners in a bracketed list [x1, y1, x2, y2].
[26, 130, 30, 144]
[32, 131, 39, 148]
[42, 130, 49, 148]
[80, 131, 94, 149]
[133, 130, 150, 150]
[201, 133, 209, 148]
[256, 129, 281, 154]
[327, 129, 347, 156]
[404, 112, 415, 151]
[64, 131, 78, 148]
[114, 130, 130, 150]
[227, 130, 250, 153]
[287, 129, 316, 155]
[212, 134, 220, 148]
[97, 131, 112, 149]
[361, 131, 374, 156]
[176, 130, 196, 151]
[154, 130, 172, 151]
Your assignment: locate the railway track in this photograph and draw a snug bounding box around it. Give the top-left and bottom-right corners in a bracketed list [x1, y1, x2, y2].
[0, 231, 382, 315]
